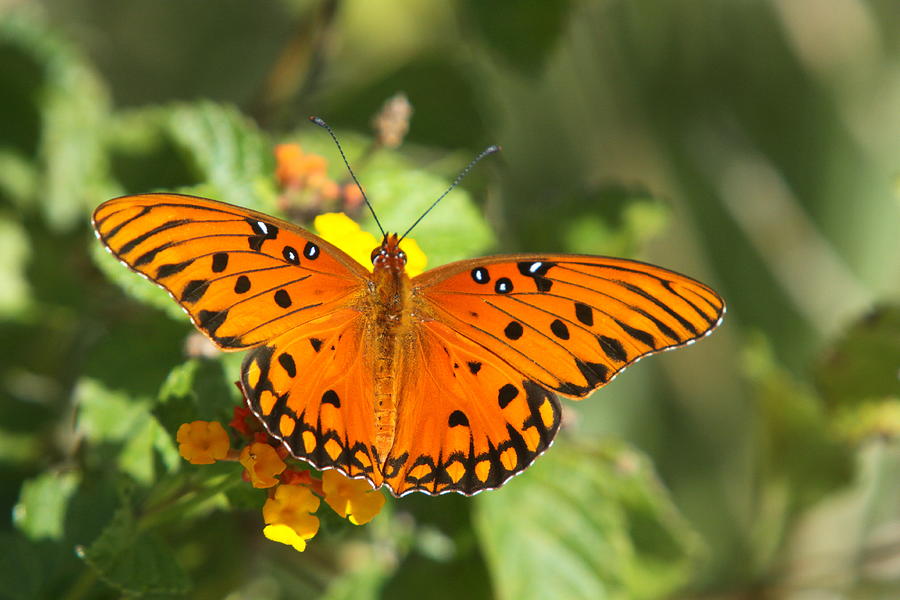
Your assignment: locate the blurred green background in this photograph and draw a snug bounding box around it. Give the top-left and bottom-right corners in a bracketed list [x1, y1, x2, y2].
[1, 1, 899, 598]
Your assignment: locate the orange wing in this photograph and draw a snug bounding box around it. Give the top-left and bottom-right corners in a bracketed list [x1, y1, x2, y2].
[380, 254, 723, 496]
[413, 255, 724, 398]
[383, 319, 561, 496]
[92, 194, 369, 349]
[240, 309, 382, 487]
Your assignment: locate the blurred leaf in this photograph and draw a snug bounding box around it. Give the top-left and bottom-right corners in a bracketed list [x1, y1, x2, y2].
[156, 359, 237, 431]
[817, 305, 900, 408]
[0, 9, 110, 228]
[13, 470, 81, 541]
[89, 233, 187, 320]
[0, 149, 37, 206]
[75, 378, 179, 485]
[80, 506, 191, 596]
[474, 439, 702, 600]
[361, 154, 496, 266]
[562, 185, 671, 257]
[460, 0, 573, 75]
[0, 216, 30, 317]
[0, 533, 45, 600]
[107, 102, 278, 210]
[744, 334, 852, 510]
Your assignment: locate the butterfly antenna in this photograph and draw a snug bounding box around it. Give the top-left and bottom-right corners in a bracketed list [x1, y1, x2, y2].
[399, 144, 501, 241]
[309, 116, 385, 237]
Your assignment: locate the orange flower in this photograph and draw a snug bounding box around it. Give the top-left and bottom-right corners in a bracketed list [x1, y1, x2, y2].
[239, 442, 286, 488]
[262, 484, 321, 552]
[321, 469, 386, 525]
[176, 421, 230, 465]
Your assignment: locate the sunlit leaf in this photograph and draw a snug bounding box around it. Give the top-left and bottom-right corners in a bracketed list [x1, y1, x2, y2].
[13, 471, 81, 541]
[0, 9, 110, 229]
[80, 507, 190, 596]
[474, 439, 702, 600]
[75, 378, 179, 484]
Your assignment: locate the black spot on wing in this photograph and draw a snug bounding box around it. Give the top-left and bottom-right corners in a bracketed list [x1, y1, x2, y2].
[274, 289, 292, 308]
[550, 319, 570, 340]
[597, 335, 627, 362]
[157, 259, 194, 279]
[574, 302, 593, 326]
[234, 275, 251, 294]
[471, 267, 490, 284]
[198, 309, 228, 338]
[282, 246, 300, 265]
[212, 253, 229, 273]
[614, 318, 657, 347]
[119, 219, 190, 255]
[304, 242, 320, 259]
[247, 219, 279, 251]
[181, 280, 208, 303]
[448, 410, 470, 427]
[495, 278, 513, 294]
[498, 384, 519, 409]
[504, 321, 524, 340]
[321, 390, 341, 408]
[278, 353, 297, 377]
[517, 261, 556, 292]
[467, 361, 482, 375]
[309, 338, 323, 352]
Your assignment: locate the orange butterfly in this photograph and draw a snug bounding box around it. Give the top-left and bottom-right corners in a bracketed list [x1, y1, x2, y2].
[93, 186, 723, 497]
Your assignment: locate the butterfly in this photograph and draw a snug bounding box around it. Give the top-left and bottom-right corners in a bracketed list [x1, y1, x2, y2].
[93, 192, 724, 497]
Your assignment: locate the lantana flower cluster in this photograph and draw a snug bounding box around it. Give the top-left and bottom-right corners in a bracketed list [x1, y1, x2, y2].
[177, 409, 386, 553]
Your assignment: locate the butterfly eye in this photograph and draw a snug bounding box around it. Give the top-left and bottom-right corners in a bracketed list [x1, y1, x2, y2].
[398, 251, 407, 264]
[370, 247, 383, 265]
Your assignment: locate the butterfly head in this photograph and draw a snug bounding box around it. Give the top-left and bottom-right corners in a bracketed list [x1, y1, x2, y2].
[371, 233, 407, 272]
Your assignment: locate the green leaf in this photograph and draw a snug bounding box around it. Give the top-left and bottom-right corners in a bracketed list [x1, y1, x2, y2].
[360, 153, 496, 266]
[562, 186, 671, 257]
[80, 507, 190, 596]
[0, 9, 110, 229]
[817, 305, 900, 408]
[13, 470, 81, 541]
[0, 216, 30, 317]
[743, 334, 852, 509]
[474, 439, 702, 600]
[75, 378, 180, 485]
[0, 533, 46, 599]
[107, 101, 278, 210]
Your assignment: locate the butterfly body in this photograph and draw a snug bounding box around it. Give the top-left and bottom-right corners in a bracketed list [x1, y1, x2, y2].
[94, 193, 724, 496]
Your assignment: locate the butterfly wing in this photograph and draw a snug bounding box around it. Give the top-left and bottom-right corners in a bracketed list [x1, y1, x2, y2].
[380, 254, 723, 496]
[412, 254, 725, 398]
[93, 194, 370, 349]
[240, 308, 383, 486]
[383, 319, 561, 496]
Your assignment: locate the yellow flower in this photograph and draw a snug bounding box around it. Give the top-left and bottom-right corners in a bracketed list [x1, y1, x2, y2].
[176, 421, 230, 465]
[321, 469, 386, 525]
[239, 442, 286, 488]
[314, 212, 427, 277]
[262, 484, 321, 552]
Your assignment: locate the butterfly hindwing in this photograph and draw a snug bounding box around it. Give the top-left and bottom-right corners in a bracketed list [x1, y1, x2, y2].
[414, 254, 725, 398]
[383, 319, 561, 496]
[93, 194, 369, 350]
[241, 309, 383, 487]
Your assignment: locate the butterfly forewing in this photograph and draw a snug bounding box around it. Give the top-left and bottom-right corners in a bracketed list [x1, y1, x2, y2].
[414, 254, 725, 398]
[93, 194, 369, 349]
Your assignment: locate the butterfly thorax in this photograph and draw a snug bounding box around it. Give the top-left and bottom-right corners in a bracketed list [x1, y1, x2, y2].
[368, 234, 412, 462]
